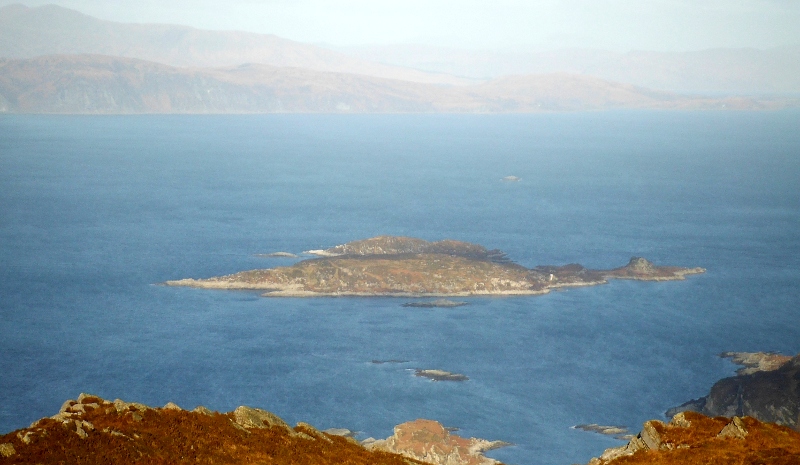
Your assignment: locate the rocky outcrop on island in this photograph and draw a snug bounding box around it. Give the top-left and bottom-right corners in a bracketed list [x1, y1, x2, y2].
[586, 411, 800, 464]
[307, 236, 512, 263]
[666, 353, 800, 430]
[363, 419, 509, 465]
[165, 236, 704, 297]
[0, 393, 432, 465]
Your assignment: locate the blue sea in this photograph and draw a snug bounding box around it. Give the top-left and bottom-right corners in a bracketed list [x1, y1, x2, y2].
[1, 112, 799, 464]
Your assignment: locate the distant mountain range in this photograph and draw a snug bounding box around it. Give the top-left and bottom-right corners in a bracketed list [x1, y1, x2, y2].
[3, 55, 794, 114]
[338, 44, 800, 95]
[0, 3, 467, 86]
[0, 3, 798, 114]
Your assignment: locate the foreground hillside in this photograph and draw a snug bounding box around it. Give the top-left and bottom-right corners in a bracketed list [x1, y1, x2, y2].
[586, 352, 800, 464]
[587, 412, 800, 465]
[0, 395, 419, 464]
[1, 55, 796, 114]
[166, 236, 704, 296]
[0, 395, 504, 465]
[3, 394, 799, 465]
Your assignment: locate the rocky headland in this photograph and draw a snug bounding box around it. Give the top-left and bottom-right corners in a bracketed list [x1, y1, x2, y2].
[165, 236, 704, 297]
[666, 352, 800, 430]
[720, 351, 793, 376]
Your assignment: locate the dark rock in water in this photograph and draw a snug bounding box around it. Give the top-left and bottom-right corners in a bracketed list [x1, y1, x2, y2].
[258, 252, 299, 258]
[324, 428, 356, 438]
[402, 299, 468, 308]
[573, 423, 631, 439]
[415, 369, 469, 381]
[667, 353, 800, 429]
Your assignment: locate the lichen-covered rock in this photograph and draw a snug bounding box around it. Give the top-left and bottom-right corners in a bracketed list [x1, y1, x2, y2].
[233, 406, 294, 435]
[296, 422, 333, 443]
[113, 398, 150, 414]
[0, 443, 15, 457]
[717, 416, 748, 439]
[193, 405, 214, 415]
[640, 420, 664, 450]
[668, 412, 691, 428]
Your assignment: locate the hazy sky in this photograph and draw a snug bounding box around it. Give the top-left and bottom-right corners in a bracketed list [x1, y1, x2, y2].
[6, 0, 800, 51]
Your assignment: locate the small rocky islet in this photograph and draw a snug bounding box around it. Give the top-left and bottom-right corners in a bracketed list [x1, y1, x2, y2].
[414, 369, 470, 382]
[165, 235, 705, 297]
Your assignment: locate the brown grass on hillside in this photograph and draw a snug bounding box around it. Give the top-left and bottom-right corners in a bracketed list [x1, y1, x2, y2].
[606, 412, 800, 465]
[0, 395, 427, 465]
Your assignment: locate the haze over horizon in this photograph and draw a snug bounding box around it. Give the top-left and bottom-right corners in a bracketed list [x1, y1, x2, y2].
[2, 2, 799, 113]
[3, 0, 799, 52]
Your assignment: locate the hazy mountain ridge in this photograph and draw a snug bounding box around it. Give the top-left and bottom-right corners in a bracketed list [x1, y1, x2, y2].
[337, 44, 800, 95]
[4, 3, 800, 96]
[0, 4, 469, 86]
[0, 54, 471, 113]
[0, 3, 798, 113]
[1, 54, 795, 113]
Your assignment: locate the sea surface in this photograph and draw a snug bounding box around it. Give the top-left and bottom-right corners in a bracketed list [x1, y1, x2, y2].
[1, 112, 799, 465]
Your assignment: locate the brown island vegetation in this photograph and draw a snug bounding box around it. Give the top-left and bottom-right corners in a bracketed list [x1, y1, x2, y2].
[165, 236, 705, 297]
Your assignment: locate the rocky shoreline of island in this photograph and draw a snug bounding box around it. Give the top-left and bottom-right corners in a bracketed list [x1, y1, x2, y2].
[164, 236, 704, 297]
